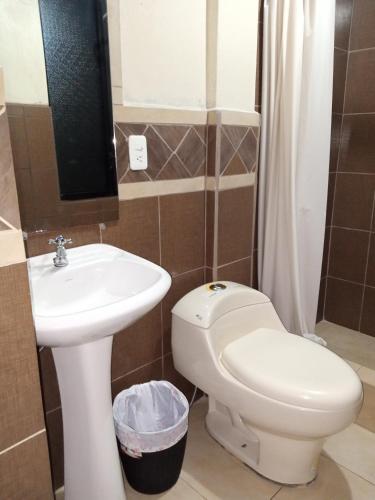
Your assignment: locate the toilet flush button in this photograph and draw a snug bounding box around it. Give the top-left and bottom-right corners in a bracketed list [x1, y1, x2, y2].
[209, 283, 227, 292]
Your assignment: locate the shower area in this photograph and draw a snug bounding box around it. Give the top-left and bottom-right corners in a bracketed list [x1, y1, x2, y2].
[316, 0, 375, 368]
[257, 0, 374, 370]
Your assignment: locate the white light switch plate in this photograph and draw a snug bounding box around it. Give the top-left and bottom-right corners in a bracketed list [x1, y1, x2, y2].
[128, 135, 148, 170]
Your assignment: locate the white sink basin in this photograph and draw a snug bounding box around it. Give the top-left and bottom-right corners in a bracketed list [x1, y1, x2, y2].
[27, 243, 171, 500]
[28, 243, 171, 347]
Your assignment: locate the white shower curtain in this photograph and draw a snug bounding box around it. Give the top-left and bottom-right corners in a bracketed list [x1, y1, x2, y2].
[258, 0, 335, 336]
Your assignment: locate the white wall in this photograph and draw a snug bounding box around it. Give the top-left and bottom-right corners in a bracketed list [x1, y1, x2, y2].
[0, 0, 48, 104]
[120, 0, 206, 110]
[215, 0, 259, 112]
[0, 0, 48, 105]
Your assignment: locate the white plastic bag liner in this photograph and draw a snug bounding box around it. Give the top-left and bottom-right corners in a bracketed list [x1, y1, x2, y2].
[113, 381, 189, 456]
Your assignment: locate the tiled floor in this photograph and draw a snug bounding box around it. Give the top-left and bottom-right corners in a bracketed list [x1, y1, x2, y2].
[56, 322, 375, 500]
[124, 385, 375, 500]
[316, 320, 375, 370]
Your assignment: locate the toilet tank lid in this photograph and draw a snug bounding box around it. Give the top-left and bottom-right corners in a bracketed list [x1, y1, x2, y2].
[172, 282, 270, 329]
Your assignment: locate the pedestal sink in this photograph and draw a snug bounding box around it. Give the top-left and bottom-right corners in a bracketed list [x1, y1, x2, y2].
[28, 244, 171, 500]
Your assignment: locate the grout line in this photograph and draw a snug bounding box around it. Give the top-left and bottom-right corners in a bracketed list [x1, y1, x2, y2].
[46, 405, 62, 416]
[270, 487, 283, 499]
[221, 126, 250, 175]
[358, 193, 375, 331]
[203, 124, 208, 278]
[212, 116, 221, 281]
[331, 225, 373, 233]
[324, 6, 354, 318]
[0, 429, 46, 456]
[344, 112, 375, 116]
[179, 476, 207, 499]
[111, 357, 164, 384]
[348, 46, 375, 54]
[217, 255, 252, 269]
[326, 275, 375, 289]
[334, 171, 375, 176]
[172, 266, 205, 279]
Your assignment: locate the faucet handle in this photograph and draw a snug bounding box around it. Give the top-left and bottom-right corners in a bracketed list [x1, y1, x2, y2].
[48, 235, 73, 246]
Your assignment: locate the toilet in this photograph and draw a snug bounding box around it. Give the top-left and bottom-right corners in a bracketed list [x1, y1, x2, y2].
[171, 282, 363, 485]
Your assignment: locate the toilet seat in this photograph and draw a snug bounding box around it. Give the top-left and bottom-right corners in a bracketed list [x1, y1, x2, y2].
[221, 328, 362, 412]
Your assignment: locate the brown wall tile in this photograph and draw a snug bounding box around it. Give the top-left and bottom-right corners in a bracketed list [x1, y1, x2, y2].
[217, 257, 252, 286]
[0, 433, 53, 500]
[325, 277, 362, 330]
[207, 125, 217, 177]
[322, 227, 330, 277]
[38, 348, 61, 413]
[103, 197, 160, 265]
[345, 50, 375, 113]
[339, 114, 375, 173]
[45, 408, 64, 491]
[330, 113, 342, 172]
[332, 49, 348, 113]
[162, 268, 205, 355]
[0, 263, 45, 451]
[326, 172, 336, 226]
[111, 359, 162, 399]
[160, 191, 205, 276]
[333, 173, 375, 230]
[360, 286, 375, 336]
[335, 0, 354, 50]
[7, 115, 30, 170]
[317, 278, 326, 322]
[111, 305, 162, 380]
[116, 123, 207, 182]
[25, 110, 57, 172]
[163, 353, 195, 401]
[366, 233, 375, 286]
[328, 227, 369, 282]
[350, 0, 375, 50]
[217, 187, 254, 266]
[26, 223, 101, 257]
[176, 128, 206, 176]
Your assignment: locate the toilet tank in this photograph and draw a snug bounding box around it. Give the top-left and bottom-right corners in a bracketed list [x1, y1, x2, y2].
[171, 282, 287, 385]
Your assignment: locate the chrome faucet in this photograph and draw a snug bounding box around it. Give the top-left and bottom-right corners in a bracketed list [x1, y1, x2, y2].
[48, 235, 73, 267]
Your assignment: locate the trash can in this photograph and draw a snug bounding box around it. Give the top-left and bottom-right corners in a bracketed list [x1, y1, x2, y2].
[113, 380, 189, 494]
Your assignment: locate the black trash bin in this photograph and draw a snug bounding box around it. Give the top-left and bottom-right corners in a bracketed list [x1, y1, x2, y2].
[113, 381, 189, 494]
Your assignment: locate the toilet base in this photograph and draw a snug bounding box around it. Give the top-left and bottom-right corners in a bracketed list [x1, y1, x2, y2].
[205, 397, 323, 485]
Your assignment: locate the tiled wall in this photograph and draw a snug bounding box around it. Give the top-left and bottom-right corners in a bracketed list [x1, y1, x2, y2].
[0, 108, 20, 229]
[0, 99, 53, 496]
[319, 0, 375, 336]
[26, 116, 260, 490]
[206, 119, 259, 286]
[7, 103, 118, 232]
[115, 123, 206, 182]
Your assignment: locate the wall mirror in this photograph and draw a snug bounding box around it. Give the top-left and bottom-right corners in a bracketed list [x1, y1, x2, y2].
[0, 0, 119, 232]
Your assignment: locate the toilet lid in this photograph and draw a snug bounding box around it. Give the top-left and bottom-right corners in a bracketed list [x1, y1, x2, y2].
[221, 328, 362, 411]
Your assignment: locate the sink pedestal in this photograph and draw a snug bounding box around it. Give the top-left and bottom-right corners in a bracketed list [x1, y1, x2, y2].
[52, 336, 126, 500]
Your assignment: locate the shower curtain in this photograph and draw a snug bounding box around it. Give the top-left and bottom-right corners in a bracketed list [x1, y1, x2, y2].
[258, 0, 335, 336]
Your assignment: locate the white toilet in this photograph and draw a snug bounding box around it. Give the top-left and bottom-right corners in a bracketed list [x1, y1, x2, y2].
[171, 282, 363, 485]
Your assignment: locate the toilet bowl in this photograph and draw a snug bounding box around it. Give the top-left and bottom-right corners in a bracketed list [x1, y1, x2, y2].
[171, 282, 363, 485]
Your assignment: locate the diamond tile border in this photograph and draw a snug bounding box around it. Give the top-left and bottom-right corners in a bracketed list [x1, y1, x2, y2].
[115, 123, 207, 183]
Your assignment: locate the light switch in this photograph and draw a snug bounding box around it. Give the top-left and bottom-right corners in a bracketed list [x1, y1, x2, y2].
[128, 135, 148, 170]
